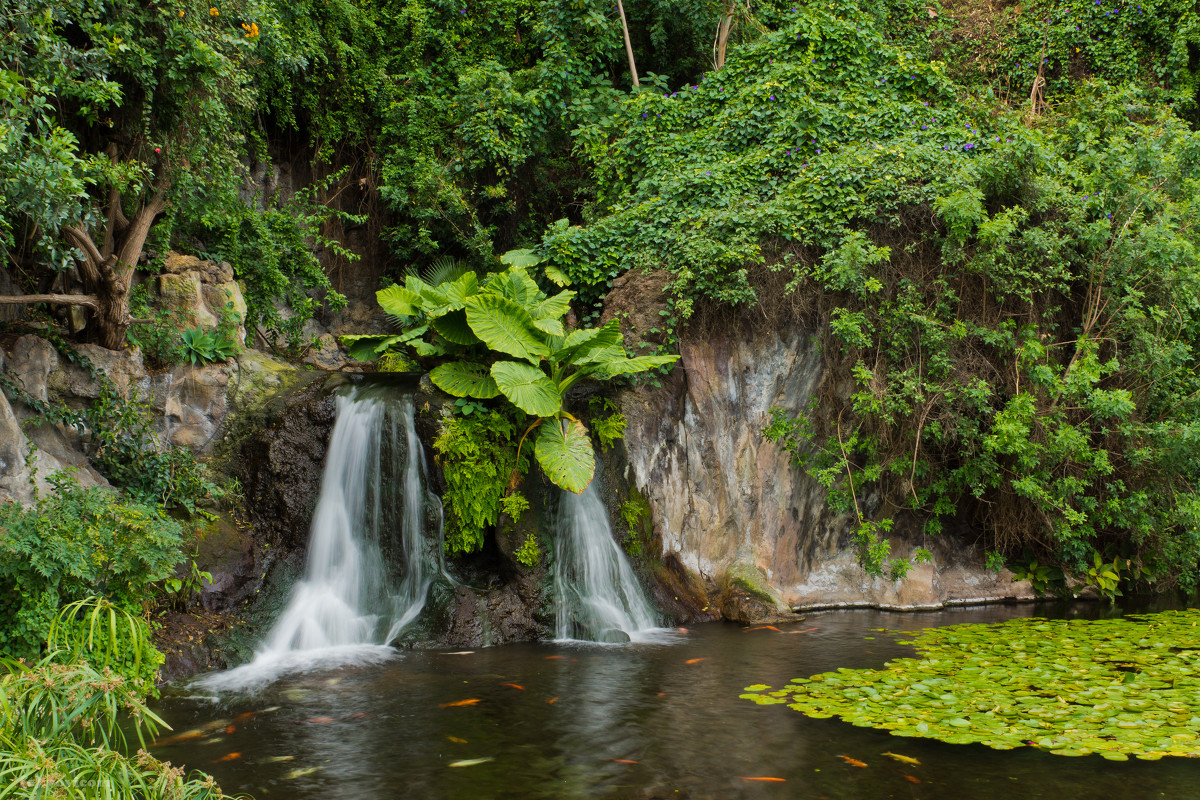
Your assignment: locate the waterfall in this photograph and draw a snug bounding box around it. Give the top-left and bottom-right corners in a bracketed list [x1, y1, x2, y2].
[198, 384, 440, 689]
[553, 482, 661, 643]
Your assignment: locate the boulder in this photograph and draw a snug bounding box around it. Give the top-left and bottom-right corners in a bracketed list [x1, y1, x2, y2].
[158, 272, 219, 329]
[48, 343, 148, 400]
[5, 335, 58, 402]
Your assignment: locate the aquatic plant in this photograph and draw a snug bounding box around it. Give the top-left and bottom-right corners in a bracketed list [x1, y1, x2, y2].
[742, 610, 1200, 761]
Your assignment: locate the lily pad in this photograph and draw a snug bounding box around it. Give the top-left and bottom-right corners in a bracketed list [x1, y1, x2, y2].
[742, 610, 1200, 759]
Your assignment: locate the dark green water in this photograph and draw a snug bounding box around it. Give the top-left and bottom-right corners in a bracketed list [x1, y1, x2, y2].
[153, 604, 1200, 799]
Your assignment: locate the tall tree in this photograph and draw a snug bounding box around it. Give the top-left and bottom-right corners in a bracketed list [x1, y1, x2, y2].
[0, 0, 259, 348]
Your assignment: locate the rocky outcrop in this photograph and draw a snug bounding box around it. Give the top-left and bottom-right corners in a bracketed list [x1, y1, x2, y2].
[238, 379, 342, 550]
[157, 252, 247, 343]
[616, 310, 1032, 618]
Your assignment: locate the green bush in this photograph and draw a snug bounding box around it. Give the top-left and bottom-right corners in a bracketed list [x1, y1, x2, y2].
[0, 475, 183, 660]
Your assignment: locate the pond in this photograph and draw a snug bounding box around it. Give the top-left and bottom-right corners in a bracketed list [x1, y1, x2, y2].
[153, 603, 1200, 799]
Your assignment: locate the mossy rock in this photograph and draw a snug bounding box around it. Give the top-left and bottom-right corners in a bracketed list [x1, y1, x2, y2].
[717, 561, 784, 623]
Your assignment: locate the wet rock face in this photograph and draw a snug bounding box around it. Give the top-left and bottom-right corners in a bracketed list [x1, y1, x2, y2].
[617, 320, 1033, 617]
[239, 385, 337, 551]
[433, 582, 548, 648]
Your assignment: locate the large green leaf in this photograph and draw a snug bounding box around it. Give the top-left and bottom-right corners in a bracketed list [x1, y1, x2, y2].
[491, 361, 562, 416]
[554, 320, 625, 364]
[485, 268, 543, 308]
[431, 309, 480, 345]
[543, 265, 571, 287]
[430, 362, 500, 399]
[591, 354, 679, 379]
[535, 418, 595, 493]
[411, 339, 453, 357]
[340, 334, 404, 362]
[534, 318, 565, 337]
[377, 285, 422, 321]
[464, 294, 549, 364]
[532, 290, 575, 321]
[499, 248, 542, 269]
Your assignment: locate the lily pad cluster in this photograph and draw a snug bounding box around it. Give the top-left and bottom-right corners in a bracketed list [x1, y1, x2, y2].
[742, 611, 1200, 760]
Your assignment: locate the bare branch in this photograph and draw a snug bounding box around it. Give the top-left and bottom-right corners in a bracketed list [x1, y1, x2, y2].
[0, 293, 99, 309]
[61, 225, 105, 288]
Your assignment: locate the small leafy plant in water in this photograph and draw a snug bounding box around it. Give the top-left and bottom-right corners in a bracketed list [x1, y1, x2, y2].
[742, 611, 1200, 761]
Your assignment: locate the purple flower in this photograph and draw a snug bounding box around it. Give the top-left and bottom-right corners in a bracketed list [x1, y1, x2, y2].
[770, 95, 776, 100]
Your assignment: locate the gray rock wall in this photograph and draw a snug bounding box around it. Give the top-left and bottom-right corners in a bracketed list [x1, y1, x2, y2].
[618, 323, 1032, 613]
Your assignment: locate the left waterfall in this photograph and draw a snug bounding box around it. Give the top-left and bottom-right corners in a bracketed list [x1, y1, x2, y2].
[198, 383, 440, 690]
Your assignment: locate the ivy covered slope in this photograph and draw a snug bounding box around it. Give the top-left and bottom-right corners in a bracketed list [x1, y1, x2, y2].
[544, 0, 1200, 590]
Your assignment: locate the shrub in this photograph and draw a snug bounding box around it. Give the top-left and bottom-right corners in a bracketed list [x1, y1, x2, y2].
[0, 475, 183, 660]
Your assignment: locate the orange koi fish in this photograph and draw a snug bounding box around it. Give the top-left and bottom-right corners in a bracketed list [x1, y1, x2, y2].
[439, 699, 482, 708]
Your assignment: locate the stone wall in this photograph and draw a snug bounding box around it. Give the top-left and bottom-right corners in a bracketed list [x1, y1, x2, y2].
[610, 284, 1033, 616]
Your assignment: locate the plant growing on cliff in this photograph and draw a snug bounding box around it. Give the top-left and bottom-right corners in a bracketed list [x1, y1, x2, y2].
[434, 410, 528, 555]
[180, 327, 239, 367]
[345, 265, 676, 492]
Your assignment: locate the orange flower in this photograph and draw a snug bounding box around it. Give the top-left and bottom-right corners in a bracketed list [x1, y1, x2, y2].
[209, 7, 219, 16]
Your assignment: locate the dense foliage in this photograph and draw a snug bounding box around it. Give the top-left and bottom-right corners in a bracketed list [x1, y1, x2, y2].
[0, 0, 344, 348]
[0, 476, 183, 661]
[521, 0, 1200, 590]
[434, 409, 528, 555]
[0, 646, 230, 797]
[742, 610, 1200, 760]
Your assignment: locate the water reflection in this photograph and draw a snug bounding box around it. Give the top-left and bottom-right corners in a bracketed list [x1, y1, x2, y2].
[155, 604, 1200, 799]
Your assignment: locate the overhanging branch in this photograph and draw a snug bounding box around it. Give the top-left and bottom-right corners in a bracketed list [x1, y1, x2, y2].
[0, 293, 99, 310]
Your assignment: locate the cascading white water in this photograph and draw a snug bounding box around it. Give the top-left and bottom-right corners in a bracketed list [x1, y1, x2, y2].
[553, 482, 661, 643]
[198, 385, 440, 689]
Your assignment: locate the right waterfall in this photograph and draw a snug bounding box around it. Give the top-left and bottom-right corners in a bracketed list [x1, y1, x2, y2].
[552, 481, 661, 642]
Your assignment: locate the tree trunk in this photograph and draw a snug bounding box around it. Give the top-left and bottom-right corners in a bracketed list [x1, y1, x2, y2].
[615, 0, 640, 87]
[713, 3, 735, 69]
[59, 182, 169, 350]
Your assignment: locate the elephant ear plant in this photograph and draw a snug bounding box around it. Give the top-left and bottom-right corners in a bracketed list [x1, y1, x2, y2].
[343, 264, 676, 492]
